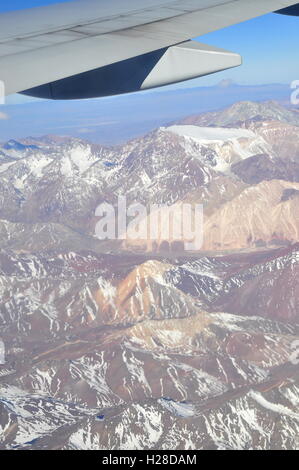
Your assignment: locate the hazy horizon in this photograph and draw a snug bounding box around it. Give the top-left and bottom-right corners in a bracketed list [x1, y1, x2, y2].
[0, 82, 296, 145]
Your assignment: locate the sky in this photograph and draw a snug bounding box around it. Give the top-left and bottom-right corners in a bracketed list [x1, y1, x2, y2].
[0, 1, 298, 143]
[0, 0, 72, 12]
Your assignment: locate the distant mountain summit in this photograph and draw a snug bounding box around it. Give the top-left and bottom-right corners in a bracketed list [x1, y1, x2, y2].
[216, 78, 237, 88]
[176, 100, 299, 128]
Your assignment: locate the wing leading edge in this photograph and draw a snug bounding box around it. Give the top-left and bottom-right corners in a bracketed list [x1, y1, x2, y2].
[0, 0, 297, 99]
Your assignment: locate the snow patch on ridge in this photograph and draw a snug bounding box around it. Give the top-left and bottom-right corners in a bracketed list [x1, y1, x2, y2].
[165, 125, 256, 142]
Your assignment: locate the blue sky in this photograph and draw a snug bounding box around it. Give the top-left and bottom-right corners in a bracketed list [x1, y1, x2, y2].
[0, 0, 72, 12]
[199, 13, 299, 86]
[1, 0, 298, 85]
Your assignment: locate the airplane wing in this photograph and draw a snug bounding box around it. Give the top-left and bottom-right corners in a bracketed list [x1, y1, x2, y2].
[0, 0, 298, 99]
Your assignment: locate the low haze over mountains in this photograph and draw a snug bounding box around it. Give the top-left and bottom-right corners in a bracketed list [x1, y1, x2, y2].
[0, 82, 296, 145]
[0, 100, 298, 450]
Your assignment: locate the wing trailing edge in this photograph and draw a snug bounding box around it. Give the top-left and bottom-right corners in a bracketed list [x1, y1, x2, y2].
[22, 41, 241, 100]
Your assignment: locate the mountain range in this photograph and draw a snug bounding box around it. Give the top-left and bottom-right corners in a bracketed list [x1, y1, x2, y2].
[0, 100, 298, 450]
